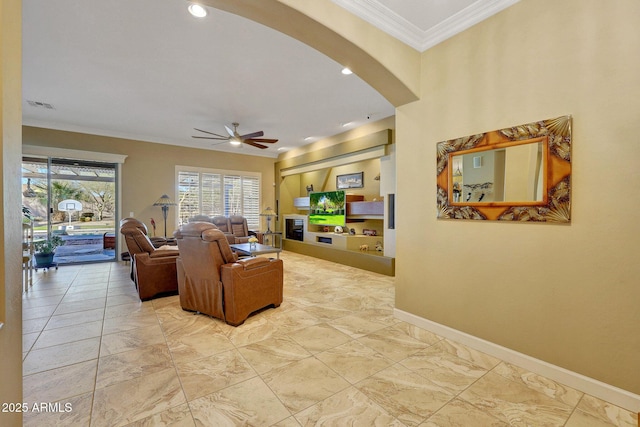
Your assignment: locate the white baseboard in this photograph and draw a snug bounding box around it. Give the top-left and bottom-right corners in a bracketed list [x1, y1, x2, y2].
[394, 309, 640, 413]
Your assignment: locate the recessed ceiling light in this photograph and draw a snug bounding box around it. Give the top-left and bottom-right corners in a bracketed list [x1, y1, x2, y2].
[304, 136, 313, 141]
[188, 3, 207, 18]
[341, 122, 352, 127]
[341, 67, 353, 75]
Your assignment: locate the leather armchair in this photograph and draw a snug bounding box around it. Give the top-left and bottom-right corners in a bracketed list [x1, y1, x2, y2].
[211, 216, 236, 244]
[120, 217, 168, 248]
[211, 216, 231, 232]
[120, 218, 179, 300]
[174, 222, 283, 326]
[228, 215, 257, 244]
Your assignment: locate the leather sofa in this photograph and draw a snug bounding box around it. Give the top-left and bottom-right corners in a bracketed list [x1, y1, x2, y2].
[174, 222, 283, 326]
[187, 215, 258, 244]
[119, 218, 180, 300]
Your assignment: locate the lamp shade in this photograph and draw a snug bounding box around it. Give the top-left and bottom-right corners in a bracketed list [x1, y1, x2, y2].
[260, 207, 275, 217]
[153, 194, 176, 207]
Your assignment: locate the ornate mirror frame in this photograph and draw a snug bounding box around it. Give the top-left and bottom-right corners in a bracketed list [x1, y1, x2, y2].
[436, 115, 572, 222]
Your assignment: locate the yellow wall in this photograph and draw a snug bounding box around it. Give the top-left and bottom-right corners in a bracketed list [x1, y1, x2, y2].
[299, 159, 380, 199]
[22, 127, 277, 236]
[396, 0, 640, 394]
[0, 0, 24, 425]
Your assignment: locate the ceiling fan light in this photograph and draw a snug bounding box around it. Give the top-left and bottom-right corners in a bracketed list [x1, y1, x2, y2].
[188, 4, 207, 18]
[229, 137, 242, 146]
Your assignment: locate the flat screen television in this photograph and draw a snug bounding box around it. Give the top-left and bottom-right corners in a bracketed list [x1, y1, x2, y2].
[309, 190, 346, 227]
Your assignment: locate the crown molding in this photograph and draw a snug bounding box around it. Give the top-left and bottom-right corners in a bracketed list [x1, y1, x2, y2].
[332, 0, 520, 52]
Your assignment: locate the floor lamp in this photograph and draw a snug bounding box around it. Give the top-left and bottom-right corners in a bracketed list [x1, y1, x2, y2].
[153, 194, 176, 238]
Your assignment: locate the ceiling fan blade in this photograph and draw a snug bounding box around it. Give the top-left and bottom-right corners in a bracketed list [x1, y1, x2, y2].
[239, 131, 264, 139]
[192, 136, 229, 140]
[248, 138, 278, 143]
[243, 140, 268, 149]
[194, 128, 227, 138]
[225, 125, 235, 137]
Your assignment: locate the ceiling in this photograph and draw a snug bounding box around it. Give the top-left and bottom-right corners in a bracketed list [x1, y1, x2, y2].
[22, 0, 518, 158]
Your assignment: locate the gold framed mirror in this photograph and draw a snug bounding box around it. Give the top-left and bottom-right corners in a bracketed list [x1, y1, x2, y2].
[437, 115, 572, 222]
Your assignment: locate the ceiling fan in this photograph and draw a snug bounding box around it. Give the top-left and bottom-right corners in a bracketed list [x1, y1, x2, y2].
[192, 122, 278, 149]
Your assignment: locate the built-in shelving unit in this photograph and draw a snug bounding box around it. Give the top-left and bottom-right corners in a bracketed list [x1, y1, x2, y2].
[347, 200, 384, 220]
[283, 213, 394, 276]
[292, 197, 384, 221]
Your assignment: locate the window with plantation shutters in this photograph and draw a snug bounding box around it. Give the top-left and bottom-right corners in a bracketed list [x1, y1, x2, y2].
[177, 168, 260, 228]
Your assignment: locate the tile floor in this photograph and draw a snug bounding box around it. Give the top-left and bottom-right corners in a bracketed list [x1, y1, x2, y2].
[21, 251, 637, 426]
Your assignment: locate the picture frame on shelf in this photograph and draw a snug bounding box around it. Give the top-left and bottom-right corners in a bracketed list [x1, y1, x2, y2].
[337, 172, 364, 189]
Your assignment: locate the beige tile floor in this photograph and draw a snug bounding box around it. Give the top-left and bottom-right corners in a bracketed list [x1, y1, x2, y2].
[22, 252, 637, 426]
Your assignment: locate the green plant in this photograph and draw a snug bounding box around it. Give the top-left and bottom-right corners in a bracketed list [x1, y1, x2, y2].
[34, 235, 64, 254]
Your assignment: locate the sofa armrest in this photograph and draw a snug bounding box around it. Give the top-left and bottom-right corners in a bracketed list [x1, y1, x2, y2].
[220, 258, 283, 326]
[149, 249, 179, 258]
[235, 256, 271, 270]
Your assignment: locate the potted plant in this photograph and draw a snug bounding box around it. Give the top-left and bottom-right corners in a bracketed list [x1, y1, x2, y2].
[34, 235, 63, 268]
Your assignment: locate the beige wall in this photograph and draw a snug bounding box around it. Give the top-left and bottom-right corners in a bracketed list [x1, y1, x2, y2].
[22, 127, 277, 236]
[395, 0, 640, 394]
[0, 0, 24, 425]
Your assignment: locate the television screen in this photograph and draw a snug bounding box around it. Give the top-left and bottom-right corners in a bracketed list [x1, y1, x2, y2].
[309, 190, 346, 227]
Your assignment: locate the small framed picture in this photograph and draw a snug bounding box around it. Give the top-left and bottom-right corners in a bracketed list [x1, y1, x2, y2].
[337, 172, 364, 189]
[363, 229, 377, 236]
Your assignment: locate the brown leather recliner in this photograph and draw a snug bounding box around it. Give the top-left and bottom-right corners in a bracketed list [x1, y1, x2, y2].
[228, 215, 257, 244]
[120, 217, 168, 248]
[210, 216, 236, 244]
[120, 218, 180, 301]
[174, 222, 283, 326]
[189, 215, 236, 244]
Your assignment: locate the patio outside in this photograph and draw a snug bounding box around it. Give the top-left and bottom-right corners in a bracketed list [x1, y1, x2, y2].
[23, 157, 117, 266]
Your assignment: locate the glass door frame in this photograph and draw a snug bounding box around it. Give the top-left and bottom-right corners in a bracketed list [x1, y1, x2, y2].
[22, 155, 120, 265]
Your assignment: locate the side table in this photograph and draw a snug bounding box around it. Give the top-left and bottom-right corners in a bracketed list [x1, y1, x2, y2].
[260, 231, 282, 250]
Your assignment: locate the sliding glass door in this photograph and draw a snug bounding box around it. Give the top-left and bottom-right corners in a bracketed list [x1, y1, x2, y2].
[22, 157, 117, 265]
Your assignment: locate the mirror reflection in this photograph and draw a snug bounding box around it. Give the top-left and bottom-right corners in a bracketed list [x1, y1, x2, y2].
[436, 115, 571, 222]
[451, 140, 545, 204]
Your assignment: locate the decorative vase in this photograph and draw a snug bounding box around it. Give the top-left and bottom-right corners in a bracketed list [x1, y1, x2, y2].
[249, 242, 256, 250]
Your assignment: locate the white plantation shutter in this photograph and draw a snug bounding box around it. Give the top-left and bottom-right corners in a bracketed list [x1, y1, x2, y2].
[242, 176, 260, 229]
[177, 168, 260, 226]
[178, 171, 200, 223]
[201, 173, 222, 216]
[224, 175, 242, 216]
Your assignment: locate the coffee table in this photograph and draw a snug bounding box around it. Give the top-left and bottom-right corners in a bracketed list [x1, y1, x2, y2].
[230, 242, 282, 259]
